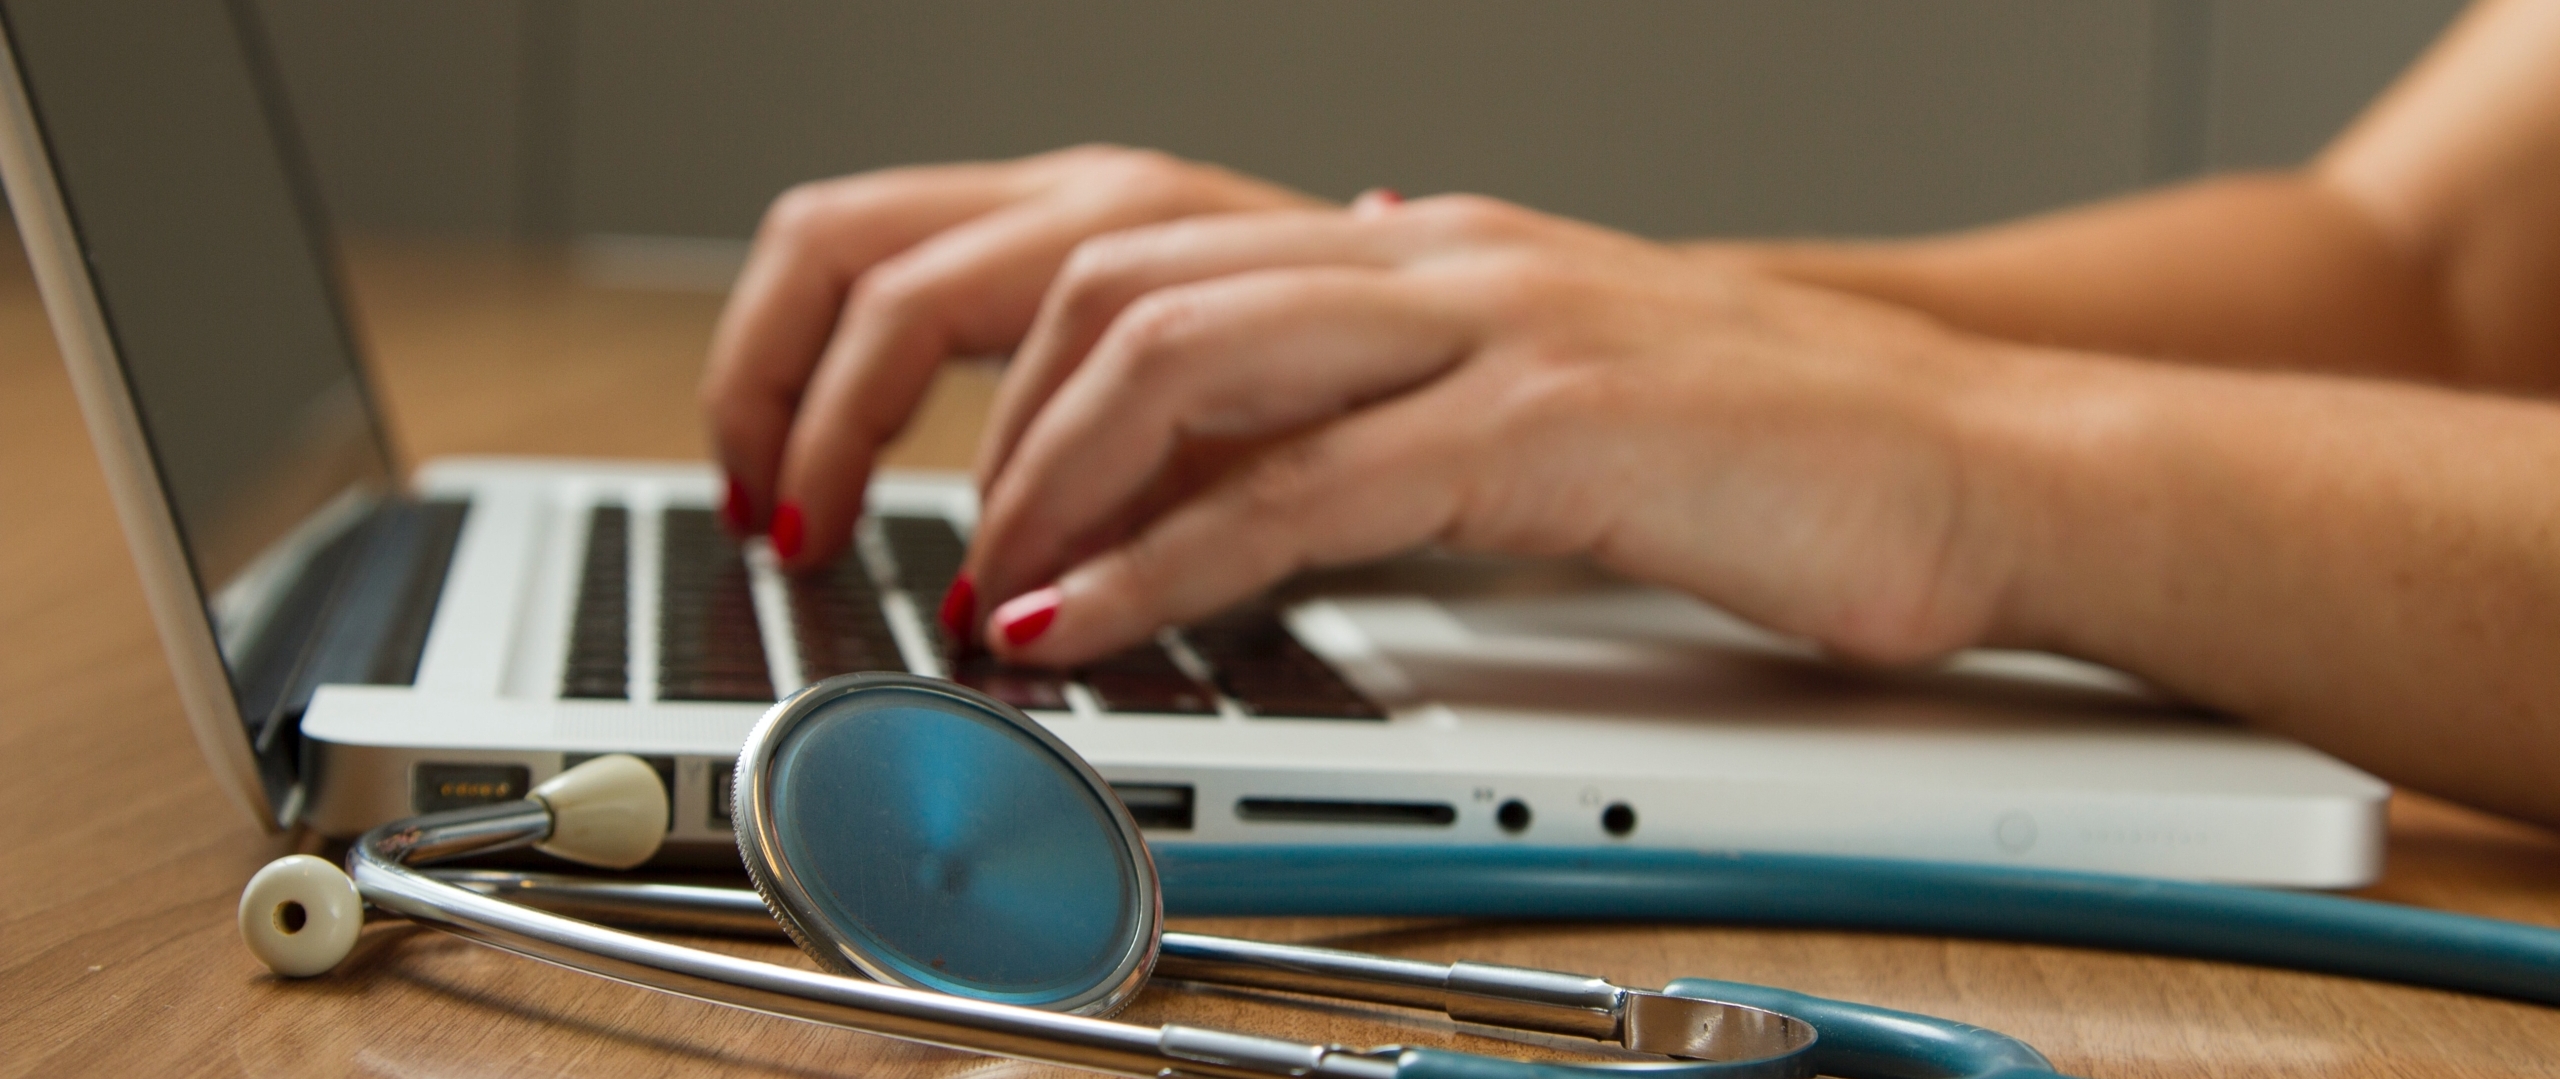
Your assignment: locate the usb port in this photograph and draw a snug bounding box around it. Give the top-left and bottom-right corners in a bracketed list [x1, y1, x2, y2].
[709, 762, 735, 828]
[1235, 798, 1456, 826]
[1111, 783, 1195, 831]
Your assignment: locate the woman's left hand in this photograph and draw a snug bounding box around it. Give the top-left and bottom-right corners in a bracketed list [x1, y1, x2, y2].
[961, 194, 2031, 668]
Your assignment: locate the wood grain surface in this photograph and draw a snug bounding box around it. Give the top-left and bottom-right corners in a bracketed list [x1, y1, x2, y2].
[3, 241, 2558, 1078]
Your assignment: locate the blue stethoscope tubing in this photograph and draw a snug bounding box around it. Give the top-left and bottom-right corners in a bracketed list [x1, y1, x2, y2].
[1154, 845, 2560, 1011]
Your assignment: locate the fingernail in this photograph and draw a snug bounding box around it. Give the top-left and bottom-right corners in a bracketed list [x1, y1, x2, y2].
[771, 501, 805, 560]
[1352, 187, 1403, 217]
[937, 573, 977, 643]
[992, 586, 1061, 649]
[721, 474, 753, 533]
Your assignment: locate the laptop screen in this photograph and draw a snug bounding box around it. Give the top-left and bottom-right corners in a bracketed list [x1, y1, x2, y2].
[1, 0, 394, 661]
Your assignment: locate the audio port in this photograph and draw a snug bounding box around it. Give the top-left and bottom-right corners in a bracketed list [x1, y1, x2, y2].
[1601, 802, 1637, 837]
[1496, 799, 1532, 834]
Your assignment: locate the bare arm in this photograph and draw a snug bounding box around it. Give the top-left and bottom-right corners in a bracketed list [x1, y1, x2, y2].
[1968, 347, 2560, 827]
[1726, 0, 2560, 392]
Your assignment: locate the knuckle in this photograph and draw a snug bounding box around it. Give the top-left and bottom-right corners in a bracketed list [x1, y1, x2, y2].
[703, 391, 772, 456]
[1486, 361, 1597, 432]
[1107, 537, 1180, 611]
[1445, 251, 1570, 314]
[1047, 141, 1138, 168]
[1090, 149, 1205, 210]
[1094, 145, 1185, 180]
[844, 258, 936, 324]
[698, 356, 764, 421]
[1101, 291, 1208, 381]
[1053, 234, 1149, 319]
[757, 180, 842, 244]
[1236, 439, 1332, 519]
[1414, 193, 1530, 239]
[695, 370, 732, 415]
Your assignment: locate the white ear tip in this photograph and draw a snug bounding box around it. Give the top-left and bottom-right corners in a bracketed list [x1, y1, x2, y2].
[239, 854, 363, 976]
[531, 754, 667, 869]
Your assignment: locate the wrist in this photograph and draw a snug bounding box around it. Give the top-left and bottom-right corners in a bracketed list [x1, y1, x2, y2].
[1688, 238, 1925, 297]
[1936, 341, 2163, 656]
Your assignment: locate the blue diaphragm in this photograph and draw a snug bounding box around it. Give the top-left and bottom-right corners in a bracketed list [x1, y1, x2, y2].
[736, 674, 1158, 1014]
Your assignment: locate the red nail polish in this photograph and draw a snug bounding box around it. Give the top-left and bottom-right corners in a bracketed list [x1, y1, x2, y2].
[937, 573, 977, 643]
[771, 501, 805, 560]
[721, 474, 753, 534]
[1352, 187, 1403, 216]
[993, 587, 1060, 648]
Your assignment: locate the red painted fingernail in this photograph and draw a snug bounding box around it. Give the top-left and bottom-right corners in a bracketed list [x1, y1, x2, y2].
[771, 501, 805, 560]
[721, 474, 753, 534]
[992, 587, 1061, 649]
[937, 573, 977, 643]
[1352, 187, 1403, 216]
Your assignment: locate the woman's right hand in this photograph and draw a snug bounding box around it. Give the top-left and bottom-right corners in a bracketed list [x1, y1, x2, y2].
[700, 145, 1324, 571]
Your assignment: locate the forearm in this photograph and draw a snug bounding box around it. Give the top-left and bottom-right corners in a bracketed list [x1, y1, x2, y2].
[1967, 350, 2560, 826]
[1709, 174, 2464, 383]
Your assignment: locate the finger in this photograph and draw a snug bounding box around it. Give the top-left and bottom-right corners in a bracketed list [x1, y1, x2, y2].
[1349, 186, 1404, 217]
[975, 209, 1413, 490]
[770, 190, 1236, 568]
[971, 267, 1477, 605]
[701, 164, 1024, 529]
[973, 193, 1561, 489]
[987, 389, 1471, 666]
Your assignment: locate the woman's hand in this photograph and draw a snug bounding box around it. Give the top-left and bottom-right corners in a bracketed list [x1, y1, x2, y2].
[962, 193, 2029, 669]
[701, 145, 1321, 569]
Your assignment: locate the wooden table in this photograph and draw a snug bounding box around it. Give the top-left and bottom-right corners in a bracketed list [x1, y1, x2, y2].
[5, 240, 2559, 1079]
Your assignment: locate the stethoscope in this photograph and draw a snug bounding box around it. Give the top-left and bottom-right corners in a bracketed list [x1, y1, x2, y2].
[238, 673, 2560, 1079]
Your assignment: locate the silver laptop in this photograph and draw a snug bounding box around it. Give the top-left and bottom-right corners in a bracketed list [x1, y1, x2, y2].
[0, 0, 2388, 885]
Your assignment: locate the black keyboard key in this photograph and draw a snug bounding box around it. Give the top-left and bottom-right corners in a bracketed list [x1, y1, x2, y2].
[658, 508, 775, 703]
[1084, 670, 1219, 714]
[949, 653, 1070, 710]
[1183, 607, 1383, 720]
[562, 673, 627, 699]
[879, 515, 967, 648]
[787, 556, 908, 681]
[561, 506, 629, 699]
[880, 515, 965, 594]
[1221, 688, 1381, 720]
[660, 675, 780, 703]
[1081, 643, 1217, 715]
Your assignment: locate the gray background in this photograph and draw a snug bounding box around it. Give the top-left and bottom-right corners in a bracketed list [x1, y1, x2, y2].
[242, 1, 2472, 244]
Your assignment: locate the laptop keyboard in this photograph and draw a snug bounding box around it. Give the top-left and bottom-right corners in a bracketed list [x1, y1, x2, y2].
[563, 505, 1381, 719]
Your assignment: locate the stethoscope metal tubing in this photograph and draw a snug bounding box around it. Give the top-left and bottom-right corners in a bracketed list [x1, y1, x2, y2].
[358, 810, 1391, 1079]
[433, 868, 1809, 1064]
[368, 810, 1812, 1078]
[435, 869, 791, 937]
[433, 870, 1607, 1028]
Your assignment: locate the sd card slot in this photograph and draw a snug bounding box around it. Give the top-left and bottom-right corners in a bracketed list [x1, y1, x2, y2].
[1235, 797, 1456, 826]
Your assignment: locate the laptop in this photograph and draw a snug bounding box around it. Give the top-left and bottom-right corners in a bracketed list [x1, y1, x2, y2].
[0, 0, 2389, 886]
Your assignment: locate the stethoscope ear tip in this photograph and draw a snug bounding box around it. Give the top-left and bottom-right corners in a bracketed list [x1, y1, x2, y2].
[530, 754, 668, 870]
[238, 854, 362, 977]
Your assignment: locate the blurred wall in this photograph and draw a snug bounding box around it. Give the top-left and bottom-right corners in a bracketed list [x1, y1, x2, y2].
[250, 0, 2468, 244]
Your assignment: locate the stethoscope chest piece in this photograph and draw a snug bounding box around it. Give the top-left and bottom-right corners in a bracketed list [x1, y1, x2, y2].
[733, 672, 1160, 1016]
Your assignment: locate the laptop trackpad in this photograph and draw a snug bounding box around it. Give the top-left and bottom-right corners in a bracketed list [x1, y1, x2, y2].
[1306, 570, 2174, 729]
